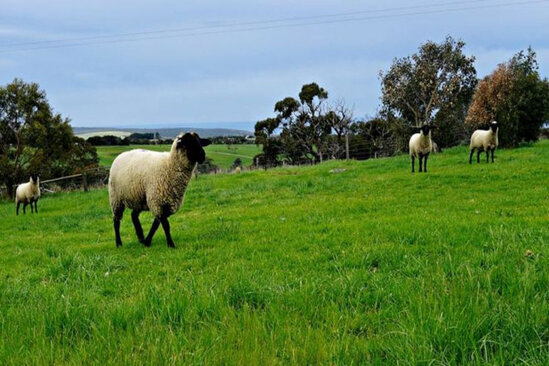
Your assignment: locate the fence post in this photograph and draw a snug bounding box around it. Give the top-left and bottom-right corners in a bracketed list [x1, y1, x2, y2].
[345, 133, 350, 160]
[82, 172, 88, 192]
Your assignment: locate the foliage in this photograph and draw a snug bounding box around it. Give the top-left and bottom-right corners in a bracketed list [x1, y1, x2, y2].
[87, 135, 130, 146]
[466, 47, 549, 147]
[255, 83, 354, 165]
[1, 141, 548, 364]
[380, 36, 476, 148]
[0, 79, 98, 196]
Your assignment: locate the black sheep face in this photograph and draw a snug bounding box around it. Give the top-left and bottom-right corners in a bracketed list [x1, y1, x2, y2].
[490, 121, 499, 133]
[176, 133, 211, 164]
[420, 124, 435, 136]
[30, 174, 39, 184]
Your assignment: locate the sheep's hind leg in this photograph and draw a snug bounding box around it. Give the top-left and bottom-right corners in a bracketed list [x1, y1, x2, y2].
[131, 210, 145, 243]
[16, 201, 20, 216]
[23, 202, 28, 214]
[477, 150, 481, 163]
[113, 205, 125, 247]
[143, 219, 160, 247]
[411, 156, 415, 173]
[159, 217, 175, 248]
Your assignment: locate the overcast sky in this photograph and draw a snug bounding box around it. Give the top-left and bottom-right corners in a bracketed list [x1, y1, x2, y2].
[1, 0, 548, 131]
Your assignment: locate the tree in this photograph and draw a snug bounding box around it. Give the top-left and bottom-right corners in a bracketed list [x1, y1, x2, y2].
[380, 36, 477, 131]
[466, 48, 549, 146]
[0, 79, 98, 196]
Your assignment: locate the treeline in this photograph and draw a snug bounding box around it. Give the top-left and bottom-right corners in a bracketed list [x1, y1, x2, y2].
[254, 37, 549, 167]
[87, 133, 174, 146]
[88, 134, 255, 146]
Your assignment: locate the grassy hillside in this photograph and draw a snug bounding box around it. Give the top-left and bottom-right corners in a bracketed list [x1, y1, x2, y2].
[96, 144, 262, 170]
[1, 141, 548, 364]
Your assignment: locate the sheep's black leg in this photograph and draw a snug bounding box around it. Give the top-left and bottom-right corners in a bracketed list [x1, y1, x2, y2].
[23, 202, 28, 214]
[143, 219, 160, 247]
[411, 156, 415, 173]
[159, 217, 175, 248]
[486, 148, 490, 163]
[113, 205, 125, 247]
[477, 150, 481, 163]
[491, 148, 495, 163]
[469, 148, 474, 164]
[16, 202, 20, 216]
[131, 210, 145, 243]
[424, 153, 429, 173]
[34, 200, 38, 213]
[30, 199, 34, 213]
[419, 154, 423, 173]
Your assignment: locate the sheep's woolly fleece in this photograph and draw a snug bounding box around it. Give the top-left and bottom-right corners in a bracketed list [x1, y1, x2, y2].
[409, 132, 432, 157]
[108, 141, 194, 218]
[15, 178, 40, 204]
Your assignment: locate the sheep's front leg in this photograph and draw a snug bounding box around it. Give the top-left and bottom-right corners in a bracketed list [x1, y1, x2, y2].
[23, 202, 28, 214]
[159, 217, 176, 248]
[418, 154, 423, 172]
[424, 153, 429, 173]
[16, 201, 20, 216]
[491, 148, 495, 163]
[469, 148, 474, 164]
[143, 218, 160, 247]
[411, 155, 415, 173]
[477, 150, 481, 163]
[34, 200, 38, 214]
[486, 148, 490, 163]
[30, 199, 34, 213]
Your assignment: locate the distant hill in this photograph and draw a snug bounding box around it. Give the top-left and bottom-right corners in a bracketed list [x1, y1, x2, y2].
[73, 126, 253, 139]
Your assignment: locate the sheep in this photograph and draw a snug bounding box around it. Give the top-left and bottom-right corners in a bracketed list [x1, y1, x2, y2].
[409, 124, 435, 173]
[108, 132, 211, 248]
[469, 121, 499, 164]
[431, 141, 442, 154]
[15, 174, 40, 215]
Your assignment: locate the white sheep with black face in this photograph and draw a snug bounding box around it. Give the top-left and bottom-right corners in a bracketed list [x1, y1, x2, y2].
[469, 121, 499, 164]
[108, 132, 211, 248]
[409, 124, 435, 173]
[15, 174, 40, 215]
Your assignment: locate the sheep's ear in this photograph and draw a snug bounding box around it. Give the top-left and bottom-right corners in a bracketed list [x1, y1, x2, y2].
[199, 138, 211, 147]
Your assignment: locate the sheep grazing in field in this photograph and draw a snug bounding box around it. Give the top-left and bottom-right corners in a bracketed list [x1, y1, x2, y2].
[409, 124, 435, 173]
[108, 132, 211, 248]
[469, 121, 499, 164]
[16, 174, 40, 215]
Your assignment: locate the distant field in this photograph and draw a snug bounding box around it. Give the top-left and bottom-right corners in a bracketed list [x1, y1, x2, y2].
[77, 131, 132, 140]
[95, 144, 262, 169]
[1, 141, 548, 364]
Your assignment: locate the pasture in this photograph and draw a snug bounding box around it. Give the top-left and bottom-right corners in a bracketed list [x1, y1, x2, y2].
[0, 141, 548, 364]
[96, 144, 262, 170]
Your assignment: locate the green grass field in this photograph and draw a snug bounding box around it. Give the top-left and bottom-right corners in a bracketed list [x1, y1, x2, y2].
[96, 144, 262, 170]
[1, 141, 548, 364]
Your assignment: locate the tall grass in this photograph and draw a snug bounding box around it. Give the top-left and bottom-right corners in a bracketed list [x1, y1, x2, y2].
[0, 141, 547, 364]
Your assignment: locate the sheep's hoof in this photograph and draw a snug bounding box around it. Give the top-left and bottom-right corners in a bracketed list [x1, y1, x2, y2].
[167, 242, 176, 249]
[142, 240, 152, 247]
[116, 242, 122, 248]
